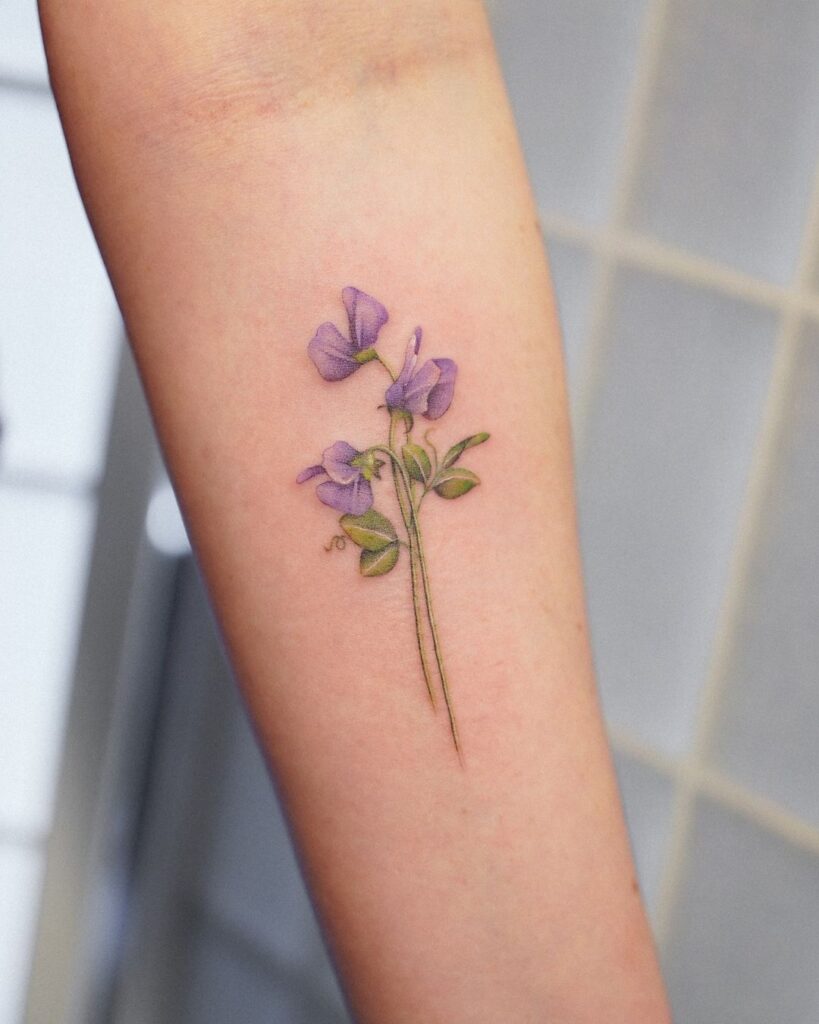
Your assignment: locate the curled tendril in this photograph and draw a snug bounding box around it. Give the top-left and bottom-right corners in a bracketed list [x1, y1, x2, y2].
[324, 534, 347, 552]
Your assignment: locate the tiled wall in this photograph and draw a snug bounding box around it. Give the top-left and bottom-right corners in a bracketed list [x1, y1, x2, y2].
[4, 1, 819, 1022]
[0, 3, 120, 1020]
[494, 0, 819, 1019]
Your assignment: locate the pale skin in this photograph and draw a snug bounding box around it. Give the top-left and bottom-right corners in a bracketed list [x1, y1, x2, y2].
[39, 2, 672, 1021]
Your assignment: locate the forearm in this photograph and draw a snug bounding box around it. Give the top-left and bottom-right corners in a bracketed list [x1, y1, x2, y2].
[40, 3, 670, 1020]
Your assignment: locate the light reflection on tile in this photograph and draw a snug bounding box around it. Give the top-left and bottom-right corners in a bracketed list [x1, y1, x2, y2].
[0, 487, 95, 835]
[708, 327, 819, 826]
[0, 844, 44, 1024]
[491, 0, 648, 225]
[613, 753, 675, 920]
[628, 0, 819, 283]
[0, 90, 119, 486]
[579, 268, 777, 753]
[0, 0, 48, 82]
[546, 236, 595, 409]
[663, 798, 819, 1023]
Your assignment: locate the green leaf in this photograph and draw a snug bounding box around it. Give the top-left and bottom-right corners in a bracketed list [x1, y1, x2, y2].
[402, 442, 432, 484]
[433, 467, 480, 499]
[340, 509, 398, 551]
[441, 432, 490, 469]
[360, 542, 400, 577]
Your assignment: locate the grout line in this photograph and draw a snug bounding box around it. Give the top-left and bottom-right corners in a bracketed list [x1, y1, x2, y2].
[698, 771, 819, 860]
[605, 2, 671, 231]
[542, 214, 819, 322]
[0, 823, 47, 851]
[572, 0, 671, 453]
[610, 729, 819, 860]
[608, 726, 680, 780]
[0, 73, 51, 97]
[0, 469, 98, 501]
[652, 158, 819, 946]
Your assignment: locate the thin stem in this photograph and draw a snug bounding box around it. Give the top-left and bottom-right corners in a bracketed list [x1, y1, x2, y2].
[414, 488, 429, 513]
[374, 432, 462, 760]
[375, 352, 397, 381]
[369, 445, 413, 493]
[385, 420, 437, 710]
[408, 506, 462, 763]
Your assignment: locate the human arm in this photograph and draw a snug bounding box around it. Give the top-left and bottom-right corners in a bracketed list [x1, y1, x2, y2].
[39, 2, 671, 1020]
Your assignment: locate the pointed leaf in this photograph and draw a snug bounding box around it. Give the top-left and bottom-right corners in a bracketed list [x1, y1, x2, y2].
[433, 467, 480, 499]
[340, 509, 398, 551]
[402, 442, 432, 484]
[360, 542, 400, 576]
[441, 432, 490, 468]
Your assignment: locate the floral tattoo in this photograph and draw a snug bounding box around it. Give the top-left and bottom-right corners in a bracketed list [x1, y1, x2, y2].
[298, 287, 489, 760]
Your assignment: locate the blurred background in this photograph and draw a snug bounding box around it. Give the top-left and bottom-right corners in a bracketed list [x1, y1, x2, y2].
[2, 0, 819, 1021]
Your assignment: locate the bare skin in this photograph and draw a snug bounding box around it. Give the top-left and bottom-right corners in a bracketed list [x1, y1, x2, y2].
[39, 3, 672, 1021]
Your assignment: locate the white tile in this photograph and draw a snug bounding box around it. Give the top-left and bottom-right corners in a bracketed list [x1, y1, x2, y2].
[0, 487, 96, 836]
[708, 327, 819, 825]
[490, 0, 648, 225]
[628, 0, 819, 284]
[663, 799, 819, 1023]
[578, 269, 777, 754]
[613, 753, 675, 920]
[0, 844, 44, 1024]
[546, 236, 595, 406]
[0, 90, 120, 487]
[0, 0, 48, 82]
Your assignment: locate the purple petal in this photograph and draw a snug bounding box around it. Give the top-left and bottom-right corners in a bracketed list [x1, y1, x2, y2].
[308, 323, 359, 381]
[397, 329, 422, 376]
[402, 359, 441, 414]
[316, 477, 373, 515]
[424, 359, 457, 419]
[322, 441, 361, 485]
[342, 287, 388, 350]
[296, 464, 325, 483]
[385, 379, 405, 409]
[385, 330, 424, 409]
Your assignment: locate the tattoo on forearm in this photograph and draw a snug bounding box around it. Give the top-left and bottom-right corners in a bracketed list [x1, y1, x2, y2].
[297, 287, 490, 762]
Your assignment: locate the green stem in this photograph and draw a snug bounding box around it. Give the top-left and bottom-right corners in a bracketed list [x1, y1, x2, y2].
[374, 440, 462, 759]
[408, 503, 462, 762]
[385, 421, 437, 710]
[375, 352, 397, 381]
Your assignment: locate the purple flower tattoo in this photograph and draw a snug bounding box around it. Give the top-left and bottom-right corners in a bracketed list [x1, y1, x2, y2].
[385, 329, 457, 420]
[298, 287, 490, 761]
[297, 440, 382, 516]
[308, 286, 388, 381]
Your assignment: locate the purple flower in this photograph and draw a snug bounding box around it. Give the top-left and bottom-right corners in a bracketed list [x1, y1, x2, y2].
[308, 287, 388, 381]
[297, 441, 380, 515]
[385, 329, 457, 420]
